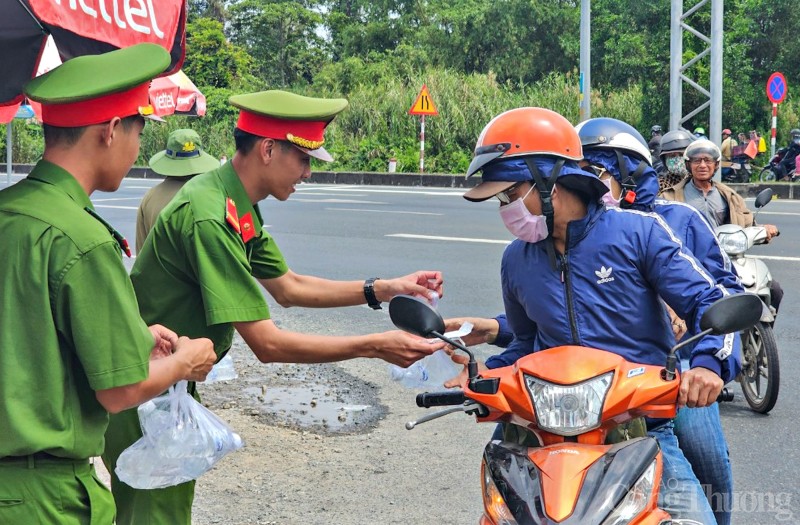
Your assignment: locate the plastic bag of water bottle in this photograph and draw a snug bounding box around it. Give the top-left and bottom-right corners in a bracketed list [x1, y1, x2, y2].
[389, 322, 474, 389]
[204, 352, 238, 383]
[115, 381, 243, 489]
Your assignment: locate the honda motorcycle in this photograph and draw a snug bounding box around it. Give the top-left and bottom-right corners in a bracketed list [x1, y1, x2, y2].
[716, 188, 781, 413]
[389, 293, 761, 525]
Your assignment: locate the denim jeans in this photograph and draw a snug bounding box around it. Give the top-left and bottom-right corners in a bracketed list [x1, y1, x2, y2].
[674, 403, 731, 525]
[651, 421, 718, 524]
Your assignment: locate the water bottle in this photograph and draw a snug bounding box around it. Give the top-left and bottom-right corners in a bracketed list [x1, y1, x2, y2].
[205, 353, 238, 383]
[389, 349, 462, 389]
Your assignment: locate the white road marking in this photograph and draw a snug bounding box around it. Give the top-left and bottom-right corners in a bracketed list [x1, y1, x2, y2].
[387, 233, 511, 244]
[92, 197, 141, 202]
[306, 185, 466, 196]
[290, 198, 385, 204]
[746, 254, 800, 262]
[325, 208, 442, 216]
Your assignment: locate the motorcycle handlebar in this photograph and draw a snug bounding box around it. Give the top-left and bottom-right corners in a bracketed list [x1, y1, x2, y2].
[416, 391, 466, 408]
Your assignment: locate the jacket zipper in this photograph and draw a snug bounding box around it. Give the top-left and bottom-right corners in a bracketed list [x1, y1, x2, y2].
[559, 249, 580, 345]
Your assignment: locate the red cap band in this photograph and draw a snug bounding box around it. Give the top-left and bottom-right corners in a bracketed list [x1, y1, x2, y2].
[236, 110, 327, 142]
[41, 83, 151, 127]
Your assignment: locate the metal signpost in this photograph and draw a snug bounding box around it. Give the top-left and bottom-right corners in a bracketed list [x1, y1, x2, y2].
[766, 72, 788, 159]
[408, 85, 439, 173]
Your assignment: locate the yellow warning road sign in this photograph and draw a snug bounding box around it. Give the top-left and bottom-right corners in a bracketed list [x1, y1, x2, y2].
[408, 84, 439, 116]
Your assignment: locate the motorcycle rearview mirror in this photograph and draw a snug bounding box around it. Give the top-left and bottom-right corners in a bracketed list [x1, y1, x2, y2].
[388, 295, 480, 382]
[664, 294, 763, 380]
[754, 188, 773, 209]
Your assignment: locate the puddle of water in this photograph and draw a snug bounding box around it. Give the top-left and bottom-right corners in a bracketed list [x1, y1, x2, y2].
[243, 385, 373, 432]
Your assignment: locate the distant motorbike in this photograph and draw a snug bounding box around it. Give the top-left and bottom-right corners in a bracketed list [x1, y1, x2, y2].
[722, 154, 752, 183]
[758, 148, 799, 182]
[389, 293, 761, 525]
[715, 188, 780, 413]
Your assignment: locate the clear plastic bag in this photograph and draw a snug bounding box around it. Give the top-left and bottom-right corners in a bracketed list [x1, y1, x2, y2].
[389, 322, 473, 389]
[115, 381, 244, 489]
[204, 353, 238, 383]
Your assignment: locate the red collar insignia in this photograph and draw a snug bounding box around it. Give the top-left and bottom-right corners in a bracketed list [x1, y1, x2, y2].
[225, 197, 241, 234]
[240, 212, 256, 243]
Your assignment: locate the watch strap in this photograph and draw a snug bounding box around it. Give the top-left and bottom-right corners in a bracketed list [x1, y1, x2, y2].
[364, 277, 382, 310]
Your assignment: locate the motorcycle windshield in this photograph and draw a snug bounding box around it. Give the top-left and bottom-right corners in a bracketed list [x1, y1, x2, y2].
[484, 437, 660, 524]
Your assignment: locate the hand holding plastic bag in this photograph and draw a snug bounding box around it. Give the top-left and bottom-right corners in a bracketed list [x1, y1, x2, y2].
[115, 381, 243, 489]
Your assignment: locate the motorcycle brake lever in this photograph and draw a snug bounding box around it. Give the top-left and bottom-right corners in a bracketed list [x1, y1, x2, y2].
[405, 400, 480, 430]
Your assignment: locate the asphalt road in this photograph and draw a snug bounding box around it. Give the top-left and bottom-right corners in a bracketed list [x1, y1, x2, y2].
[7, 174, 799, 523]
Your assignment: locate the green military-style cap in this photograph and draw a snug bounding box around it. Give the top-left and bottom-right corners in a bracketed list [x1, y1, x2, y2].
[149, 129, 221, 177]
[24, 43, 171, 127]
[229, 90, 349, 162]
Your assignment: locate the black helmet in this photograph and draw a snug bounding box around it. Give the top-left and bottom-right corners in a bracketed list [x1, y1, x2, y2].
[791, 128, 800, 137]
[575, 117, 652, 165]
[659, 129, 695, 162]
[651, 125, 662, 135]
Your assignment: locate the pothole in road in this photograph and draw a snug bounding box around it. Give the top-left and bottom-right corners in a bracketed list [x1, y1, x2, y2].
[200, 361, 387, 435]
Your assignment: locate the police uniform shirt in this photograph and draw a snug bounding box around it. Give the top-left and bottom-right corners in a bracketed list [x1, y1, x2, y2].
[0, 160, 153, 458]
[130, 161, 289, 355]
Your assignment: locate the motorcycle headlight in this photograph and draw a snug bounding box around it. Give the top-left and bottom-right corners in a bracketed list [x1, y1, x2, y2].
[717, 230, 748, 255]
[481, 460, 519, 525]
[601, 460, 657, 525]
[525, 372, 613, 436]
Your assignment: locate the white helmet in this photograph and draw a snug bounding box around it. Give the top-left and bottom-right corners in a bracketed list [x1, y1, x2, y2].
[575, 118, 653, 166]
[683, 139, 721, 162]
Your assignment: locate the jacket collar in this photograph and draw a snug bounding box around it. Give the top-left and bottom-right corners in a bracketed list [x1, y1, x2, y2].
[565, 200, 605, 249]
[216, 161, 264, 231]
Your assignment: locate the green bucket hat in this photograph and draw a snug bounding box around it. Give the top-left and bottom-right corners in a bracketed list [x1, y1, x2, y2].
[148, 129, 221, 177]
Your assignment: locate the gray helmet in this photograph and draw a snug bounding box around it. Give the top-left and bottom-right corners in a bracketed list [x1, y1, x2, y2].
[791, 128, 800, 137]
[651, 125, 662, 135]
[683, 139, 722, 162]
[659, 129, 695, 162]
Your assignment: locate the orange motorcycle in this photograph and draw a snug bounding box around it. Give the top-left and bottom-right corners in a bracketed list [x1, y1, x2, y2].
[389, 293, 760, 525]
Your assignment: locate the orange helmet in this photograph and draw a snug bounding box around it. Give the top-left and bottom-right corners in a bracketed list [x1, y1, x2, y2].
[465, 107, 583, 178]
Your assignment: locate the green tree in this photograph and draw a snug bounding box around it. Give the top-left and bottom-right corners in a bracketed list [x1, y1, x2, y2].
[228, 0, 326, 86]
[184, 18, 256, 90]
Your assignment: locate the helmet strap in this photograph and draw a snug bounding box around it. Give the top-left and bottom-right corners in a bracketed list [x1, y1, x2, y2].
[525, 157, 564, 270]
[615, 150, 647, 208]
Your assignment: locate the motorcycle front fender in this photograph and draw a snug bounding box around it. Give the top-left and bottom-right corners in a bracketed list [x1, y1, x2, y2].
[484, 437, 660, 524]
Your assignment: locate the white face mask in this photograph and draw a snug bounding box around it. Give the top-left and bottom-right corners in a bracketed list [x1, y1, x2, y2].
[498, 185, 549, 243]
[600, 177, 621, 207]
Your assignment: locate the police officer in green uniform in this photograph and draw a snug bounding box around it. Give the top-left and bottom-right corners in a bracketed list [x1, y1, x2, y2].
[104, 90, 447, 524]
[136, 128, 220, 252]
[0, 44, 217, 525]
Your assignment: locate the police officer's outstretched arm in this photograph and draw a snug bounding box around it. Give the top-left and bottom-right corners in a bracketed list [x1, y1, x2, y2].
[95, 334, 216, 414]
[259, 270, 443, 308]
[234, 319, 445, 368]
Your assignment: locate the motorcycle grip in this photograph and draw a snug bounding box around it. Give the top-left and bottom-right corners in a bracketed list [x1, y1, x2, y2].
[416, 391, 466, 408]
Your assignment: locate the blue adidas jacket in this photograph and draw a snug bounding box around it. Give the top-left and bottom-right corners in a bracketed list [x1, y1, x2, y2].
[486, 201, 737, 382]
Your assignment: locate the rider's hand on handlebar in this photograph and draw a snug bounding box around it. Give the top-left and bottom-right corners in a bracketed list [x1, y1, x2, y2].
[678, 367, 724, 408]
[442, 353, 488, 388]
[764, 224, 780, 241]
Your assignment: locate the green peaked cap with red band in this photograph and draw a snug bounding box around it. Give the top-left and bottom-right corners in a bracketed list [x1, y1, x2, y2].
[24, 43, 171, 127]
[229, 90, 348, 162]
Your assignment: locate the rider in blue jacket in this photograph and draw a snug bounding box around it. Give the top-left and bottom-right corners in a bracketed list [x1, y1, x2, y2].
[453, 108, 739, 524]
[451, 118, 741, 525]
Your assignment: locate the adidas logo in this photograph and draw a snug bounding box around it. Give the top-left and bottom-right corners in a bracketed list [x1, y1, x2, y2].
[595, 266, 615, 285]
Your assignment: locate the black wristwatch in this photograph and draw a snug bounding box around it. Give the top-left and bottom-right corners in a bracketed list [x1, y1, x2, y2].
[364, 277, 382, 310]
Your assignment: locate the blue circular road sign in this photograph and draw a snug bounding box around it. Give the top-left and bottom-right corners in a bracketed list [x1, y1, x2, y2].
[767, 72, 787, 104]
